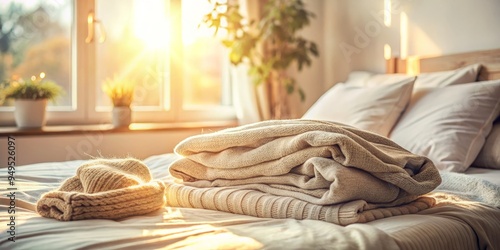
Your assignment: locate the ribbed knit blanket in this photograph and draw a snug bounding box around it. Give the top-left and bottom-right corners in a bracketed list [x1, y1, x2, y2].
[168, 119, 442, 225]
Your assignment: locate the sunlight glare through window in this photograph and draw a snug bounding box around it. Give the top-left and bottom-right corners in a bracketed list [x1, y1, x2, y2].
[133, 1, 170, 50]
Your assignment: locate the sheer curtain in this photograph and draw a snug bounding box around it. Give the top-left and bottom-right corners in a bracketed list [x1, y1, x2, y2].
[230, 0, 271, 125]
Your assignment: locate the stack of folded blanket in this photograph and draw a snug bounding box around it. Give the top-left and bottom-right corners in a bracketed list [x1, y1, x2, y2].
[167, 119, 442, 225]
[37, 158, 166, 221]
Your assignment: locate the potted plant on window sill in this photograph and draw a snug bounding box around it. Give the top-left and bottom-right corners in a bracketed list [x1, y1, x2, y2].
[102, 76, 135, 127]
[1, 73, 63, 128]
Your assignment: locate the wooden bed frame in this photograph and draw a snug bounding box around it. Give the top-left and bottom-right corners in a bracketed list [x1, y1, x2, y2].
[386, 48, 500, 81]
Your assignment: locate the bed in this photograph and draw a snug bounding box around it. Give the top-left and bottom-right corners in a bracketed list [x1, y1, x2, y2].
[1, 49, 500, 250]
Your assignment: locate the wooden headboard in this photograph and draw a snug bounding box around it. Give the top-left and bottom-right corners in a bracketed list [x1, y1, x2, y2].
[386, 48, 500, 81]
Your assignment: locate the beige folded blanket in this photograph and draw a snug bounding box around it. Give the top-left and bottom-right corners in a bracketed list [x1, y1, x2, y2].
[169, 119, 442, 224]
[37, 158, 166, 221]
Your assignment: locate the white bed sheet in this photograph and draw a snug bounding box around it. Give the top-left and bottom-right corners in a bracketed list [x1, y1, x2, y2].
[465, 167, 500, 186]
[1, 153, 499, 250]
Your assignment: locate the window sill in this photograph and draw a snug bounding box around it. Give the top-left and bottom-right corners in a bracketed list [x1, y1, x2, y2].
[0, 120, 238, 137]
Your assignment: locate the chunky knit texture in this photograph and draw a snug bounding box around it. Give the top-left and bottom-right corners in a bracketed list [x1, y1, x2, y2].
[37, 158, 166, 221]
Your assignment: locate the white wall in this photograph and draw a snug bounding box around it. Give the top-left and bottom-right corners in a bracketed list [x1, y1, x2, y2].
[287, 0, 326, 117]
[401, 0, 500, 56]
[319, 0, 500, 96]
[0, 130, 202, 166]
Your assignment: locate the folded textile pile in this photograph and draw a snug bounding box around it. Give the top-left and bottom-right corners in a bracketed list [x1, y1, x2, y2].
[168, 119, 442, 225]
[37, 158, 166, 221]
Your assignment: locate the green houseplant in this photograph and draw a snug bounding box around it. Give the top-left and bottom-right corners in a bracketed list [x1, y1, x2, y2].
[102, 75, 135, 127]
[1, 73, 63, 128]
[201, 0, 319, 119]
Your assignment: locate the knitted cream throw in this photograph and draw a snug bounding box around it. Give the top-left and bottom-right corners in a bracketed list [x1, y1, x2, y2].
[37, 158, 166, 221]
[168, 119, 442, 225]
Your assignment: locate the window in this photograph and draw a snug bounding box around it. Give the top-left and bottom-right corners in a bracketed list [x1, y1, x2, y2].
[0, 0, 73, 109]
[0, 0, 234, 126]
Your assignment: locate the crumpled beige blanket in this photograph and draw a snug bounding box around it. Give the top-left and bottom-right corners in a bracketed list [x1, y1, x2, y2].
[168, 119, 442, 225]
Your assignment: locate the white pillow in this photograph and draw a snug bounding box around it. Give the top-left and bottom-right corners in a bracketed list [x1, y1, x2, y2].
[389, 80, 500, 172]
[303, 77, 415, 137]
[345, 71, 413, 87]
[346, 64, 481, 88]
[365, 74, 416, 87]
[414, 63, 481, 88]
[344, 71, 374, 86]
[472, 122, 500, 169]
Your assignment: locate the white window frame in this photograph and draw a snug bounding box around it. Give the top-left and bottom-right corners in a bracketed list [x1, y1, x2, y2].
[0, 0, 235, 126]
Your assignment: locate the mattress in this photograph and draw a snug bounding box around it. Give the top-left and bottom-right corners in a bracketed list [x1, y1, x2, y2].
[1, 153, 499, 250]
